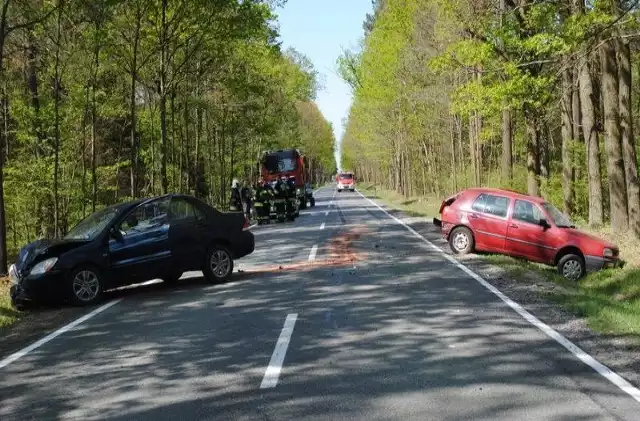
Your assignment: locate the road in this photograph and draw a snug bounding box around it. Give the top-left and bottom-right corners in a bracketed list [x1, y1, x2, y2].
[1, 186, 640, 420]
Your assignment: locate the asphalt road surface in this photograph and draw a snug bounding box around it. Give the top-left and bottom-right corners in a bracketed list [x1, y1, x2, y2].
[2, 187, 640, 420]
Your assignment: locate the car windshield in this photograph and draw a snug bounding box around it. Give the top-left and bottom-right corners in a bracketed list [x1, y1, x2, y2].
[542, 202, 575, 228]
[64, 206, 121, 241]
[263, 151, 297, 173]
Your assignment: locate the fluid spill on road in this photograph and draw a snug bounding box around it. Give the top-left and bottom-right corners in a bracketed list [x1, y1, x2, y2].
[242, 225, 370, 275]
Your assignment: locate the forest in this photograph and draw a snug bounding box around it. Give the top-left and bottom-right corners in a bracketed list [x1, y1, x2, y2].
[0, 0, 337, 274]
[339, 0, 640, 241]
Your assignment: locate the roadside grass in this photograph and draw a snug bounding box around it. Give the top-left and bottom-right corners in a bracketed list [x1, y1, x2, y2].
[359, 183, 640, 337]
[0, 276, 20, 328]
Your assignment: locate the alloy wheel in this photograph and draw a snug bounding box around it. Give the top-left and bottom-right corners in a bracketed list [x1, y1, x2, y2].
[210, 250, 231, 278]
[72, 270, 100, 302]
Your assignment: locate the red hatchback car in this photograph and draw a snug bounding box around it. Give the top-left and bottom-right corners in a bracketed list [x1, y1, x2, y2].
[433, 188, 620, 281]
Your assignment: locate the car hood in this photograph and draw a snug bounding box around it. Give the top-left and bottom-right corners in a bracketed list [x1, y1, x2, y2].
[565, 228, 617, 250]
[15, 238, 89, 272]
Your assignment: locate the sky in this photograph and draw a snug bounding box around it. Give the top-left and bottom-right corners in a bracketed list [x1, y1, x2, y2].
[275, 0, 372, 170]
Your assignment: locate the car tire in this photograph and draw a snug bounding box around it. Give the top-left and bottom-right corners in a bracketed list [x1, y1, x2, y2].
[68, 266, 104, 306]
[557, 254, 585, 281]
[310, 198, 315, 207]
[338, 189, 342, 193]
[299, 200, 307, 210]
[204, 245, 234, 284]
[449, 227, 474, 255]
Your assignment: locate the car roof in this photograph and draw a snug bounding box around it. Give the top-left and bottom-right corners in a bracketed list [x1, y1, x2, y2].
[464, 187, 546, 203]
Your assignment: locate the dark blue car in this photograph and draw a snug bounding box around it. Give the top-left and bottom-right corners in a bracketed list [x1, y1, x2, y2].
[9, 194, 254, 308]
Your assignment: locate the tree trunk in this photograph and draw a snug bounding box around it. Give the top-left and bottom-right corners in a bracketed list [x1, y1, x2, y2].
[617, 36, 640, 237]
[502, 109, 512, 181]
[129, 3, 141, 199]
[561, 67, 574, 213]
[0, 0, 9, 274]
[91, 26, 100, 212]
[579, 54, 604, 226]
[52, 0, 63, 237]
[599, 39, 629, 233]
[469, 113, 476, 186]
[159, 0, 168, 194]
[525, 111, 540, 197]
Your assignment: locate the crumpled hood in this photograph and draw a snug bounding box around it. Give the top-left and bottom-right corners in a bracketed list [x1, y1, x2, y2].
[15, 238, 89, 274]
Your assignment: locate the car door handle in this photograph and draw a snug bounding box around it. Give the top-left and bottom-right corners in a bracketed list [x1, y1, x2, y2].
[469, 213, 478, 219]
[510, 224, 519, 228]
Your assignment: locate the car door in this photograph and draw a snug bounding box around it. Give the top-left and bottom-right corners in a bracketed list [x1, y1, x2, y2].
[108, 198, 172, 284]
[167, 197, 209, 271]
[505, 199, 555, 263]
[467, 193, 510, 252]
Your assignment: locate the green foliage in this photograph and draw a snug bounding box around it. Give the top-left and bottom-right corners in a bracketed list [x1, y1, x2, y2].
[0, 0, 336, 257]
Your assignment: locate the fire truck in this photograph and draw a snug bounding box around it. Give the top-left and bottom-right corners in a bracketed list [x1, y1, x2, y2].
[336, 171, 355, 192]
[260, 148, 315, 209]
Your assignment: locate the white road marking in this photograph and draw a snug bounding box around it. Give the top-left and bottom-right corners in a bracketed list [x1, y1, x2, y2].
[356, 190, 640, 404]
[308, 245, 318, 261]
[0, 299, 123, 369]
[325, 211, 330, 216]
[260, 313, 298, 389]
[320, 222, 325, 230]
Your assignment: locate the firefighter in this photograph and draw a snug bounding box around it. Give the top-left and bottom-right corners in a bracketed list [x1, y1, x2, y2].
[286, 176, 299, 219]
[240, 180, 253, 221]
[253, 180, 272, 224]
[272, 177, 287, 222]
[229, 179, 242, 211]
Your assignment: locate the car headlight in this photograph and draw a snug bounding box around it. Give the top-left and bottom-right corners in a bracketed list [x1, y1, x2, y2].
[29, 257, 58, 276]
[603, 248, 614, 258]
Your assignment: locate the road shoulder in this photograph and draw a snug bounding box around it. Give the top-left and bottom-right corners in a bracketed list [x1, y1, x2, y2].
[358, 190, 640, 390]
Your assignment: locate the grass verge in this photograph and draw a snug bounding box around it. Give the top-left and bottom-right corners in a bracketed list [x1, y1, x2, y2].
[358, 183, 640, 337]
[0, 276, 20, 328]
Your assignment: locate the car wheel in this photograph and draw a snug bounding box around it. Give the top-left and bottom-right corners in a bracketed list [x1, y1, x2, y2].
[310, 198, 315, 207]
[558, 254, 585, 281]
[68, 266, 104, 306]
[449, 227, 474, 255]
[204, 245, 234, 284]
[338, 189, 342, 193]
[299, 200, 307, 210]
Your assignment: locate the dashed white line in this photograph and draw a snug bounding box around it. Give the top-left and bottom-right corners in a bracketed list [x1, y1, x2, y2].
[320, 222, 325, 230]
[260, 313, 298, 389]
[356, 190, 640, 404]
[0, 299, 123, 369]
[308, 245, 318, 261]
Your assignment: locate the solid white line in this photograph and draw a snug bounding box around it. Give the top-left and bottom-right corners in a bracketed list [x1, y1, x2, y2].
[260, 313, 298, 389]
[355, 190, 640, 404]
[308, 245, 318, 261]
[320, 222, 325, 230]
[0, 298, 123, 369]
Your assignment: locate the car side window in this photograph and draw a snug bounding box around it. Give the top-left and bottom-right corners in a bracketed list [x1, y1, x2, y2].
[471, 194, 487, 213]
[513, 200, 545, 225]
[169, 198, 205, 222]
[119, 199, 170, 236]
[472, 193, 509, 218]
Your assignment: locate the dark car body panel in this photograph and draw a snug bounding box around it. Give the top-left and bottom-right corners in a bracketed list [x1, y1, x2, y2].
[10, 194, 254, 306]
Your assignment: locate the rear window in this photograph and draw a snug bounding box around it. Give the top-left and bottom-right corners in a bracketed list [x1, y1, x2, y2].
[471, 193, 509, 218]
[340, 174, 353, 179]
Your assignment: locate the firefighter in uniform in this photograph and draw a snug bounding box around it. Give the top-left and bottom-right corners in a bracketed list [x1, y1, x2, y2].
[253, 179, 272, 224]
[229, 179, 242, 211]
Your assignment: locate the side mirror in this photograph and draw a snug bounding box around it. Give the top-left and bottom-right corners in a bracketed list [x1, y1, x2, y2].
[539, 218, 550, 229]
[110, 227, 123, 242]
